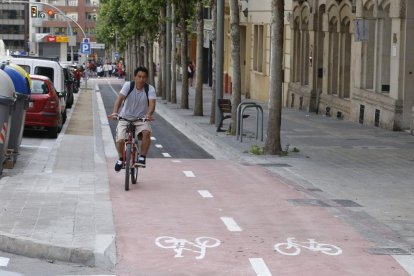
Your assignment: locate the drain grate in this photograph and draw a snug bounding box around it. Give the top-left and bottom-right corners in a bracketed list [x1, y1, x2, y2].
[331, 199, 362, 207]
[257, 163, 292, 168]
[308, 188, 323, 192]
[368, 247, 411, 255]
[287, 199, 331, 207]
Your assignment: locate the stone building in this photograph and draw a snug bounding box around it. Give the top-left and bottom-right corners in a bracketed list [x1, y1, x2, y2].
[288, 0, 414, 130]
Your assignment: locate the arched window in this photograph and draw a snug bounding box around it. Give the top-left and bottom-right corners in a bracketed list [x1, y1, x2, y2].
[301, 17, 309, 85]
[361, 3, 375, 90]
[378, 3, 391, 93]
[293, 17, 301, 82]
[340, 19, 352, 98]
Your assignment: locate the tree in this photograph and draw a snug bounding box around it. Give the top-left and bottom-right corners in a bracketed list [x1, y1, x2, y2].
[194, 0, 204, 116]
[171, 3, 177, 104]
[264, 0, 284, 155]
[229, 0, 241, 134]
[209, 0, 217, 125]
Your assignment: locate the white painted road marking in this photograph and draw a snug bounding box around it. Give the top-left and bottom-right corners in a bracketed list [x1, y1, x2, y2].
[172, 160, 182, 163]
[220, 217, 242, 232]
[249, 258, 272, 276]
[20, 145, 49, 149]
[274, 238, 342, 256]
[155, 236, 221, 260]
[393, 255, 414, 275]
[0, 257, 10, 266]
[155, 144, 163, 148]
[198, 190, 214, 198]
[183, 171, 195, 177]
[151, 136, 156, 141]
[162, 153, 172, 158]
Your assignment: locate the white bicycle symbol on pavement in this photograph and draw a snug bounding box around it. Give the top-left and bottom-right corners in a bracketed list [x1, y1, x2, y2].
[155, 236, 221, 260]
[274, 237, 342, 256]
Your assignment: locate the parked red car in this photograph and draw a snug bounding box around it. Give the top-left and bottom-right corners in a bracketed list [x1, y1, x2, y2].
[25, 75, 63, 138]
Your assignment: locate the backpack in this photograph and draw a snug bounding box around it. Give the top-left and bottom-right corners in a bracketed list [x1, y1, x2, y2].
[124, 81, 150, 106]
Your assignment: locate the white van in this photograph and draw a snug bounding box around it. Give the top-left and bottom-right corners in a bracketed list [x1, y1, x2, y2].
[9, 57, 69, 122]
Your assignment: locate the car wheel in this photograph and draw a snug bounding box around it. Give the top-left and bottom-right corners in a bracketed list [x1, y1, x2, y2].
[62, 109, 67, 124]
[57, 113, 63, 133]
[66, 93, 74, 109]
[47, 126, 58, 138]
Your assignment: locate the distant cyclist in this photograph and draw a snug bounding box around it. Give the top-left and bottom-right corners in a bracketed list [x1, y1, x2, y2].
[109, 66, 156, 171]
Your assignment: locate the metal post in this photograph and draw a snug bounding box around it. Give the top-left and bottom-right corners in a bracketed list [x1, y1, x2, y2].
[215, 0, 224, 128]
[166, 2, 172, 102]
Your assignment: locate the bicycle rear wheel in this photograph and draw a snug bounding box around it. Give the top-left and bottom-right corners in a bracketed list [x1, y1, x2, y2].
[125, 144, 132, 191]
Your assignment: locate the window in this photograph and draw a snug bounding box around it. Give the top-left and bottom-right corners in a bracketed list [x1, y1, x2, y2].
[35, 67, 54, 83]
[31, 79, 49, 94]
[18, 65, 30, 74]
[253, 24, 264, 73]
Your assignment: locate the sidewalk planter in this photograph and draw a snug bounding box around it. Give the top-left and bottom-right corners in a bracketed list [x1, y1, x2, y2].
[0, 69, 16, 175]
[2, 63, 31, 158]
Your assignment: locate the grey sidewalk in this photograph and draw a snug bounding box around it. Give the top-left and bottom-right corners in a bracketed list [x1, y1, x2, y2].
[0, 83, 116, 269]
[155, 81, 414, 253]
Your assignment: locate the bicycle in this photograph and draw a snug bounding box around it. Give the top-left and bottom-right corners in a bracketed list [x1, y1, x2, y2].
[118, 117, 147, 191]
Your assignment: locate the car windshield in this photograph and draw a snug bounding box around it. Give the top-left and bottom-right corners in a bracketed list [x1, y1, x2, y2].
[31, 79, 49, 94]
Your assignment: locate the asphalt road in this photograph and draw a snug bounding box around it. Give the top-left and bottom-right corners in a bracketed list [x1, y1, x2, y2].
[98, 81, 214, 160]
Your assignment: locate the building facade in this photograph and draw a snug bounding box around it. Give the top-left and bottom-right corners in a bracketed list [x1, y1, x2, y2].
[30, 0, 100, 61]
[288, 0, 414, 130]
[0, 2, 30, 54]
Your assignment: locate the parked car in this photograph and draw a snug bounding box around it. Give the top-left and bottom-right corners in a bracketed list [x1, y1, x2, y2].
[61, 64, 76, 105]
[9, 57, 69, 123]
[25, 75, 64, 138]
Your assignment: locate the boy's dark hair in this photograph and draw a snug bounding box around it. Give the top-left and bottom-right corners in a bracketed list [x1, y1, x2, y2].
[134, 66, 149, 77]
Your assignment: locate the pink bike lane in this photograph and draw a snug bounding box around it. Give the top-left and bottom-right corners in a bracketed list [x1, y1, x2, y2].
[107, 158, 408, 275]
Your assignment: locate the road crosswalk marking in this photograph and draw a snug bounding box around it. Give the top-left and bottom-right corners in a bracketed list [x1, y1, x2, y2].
[249, 258, 272, 276]
[0, 257, 10, 267]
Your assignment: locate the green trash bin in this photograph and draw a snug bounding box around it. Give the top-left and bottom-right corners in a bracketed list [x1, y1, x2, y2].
[0, 69, 16, 175]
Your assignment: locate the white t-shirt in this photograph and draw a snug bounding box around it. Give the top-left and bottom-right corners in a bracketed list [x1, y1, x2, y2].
[119, 82, 156, 120]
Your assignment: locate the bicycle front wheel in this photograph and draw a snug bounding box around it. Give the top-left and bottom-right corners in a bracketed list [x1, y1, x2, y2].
[131, 146, 138, 184]
[125, 144, 132, 191]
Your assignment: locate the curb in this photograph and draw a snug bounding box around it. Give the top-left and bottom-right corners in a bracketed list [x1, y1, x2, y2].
[155, 101, 244, 161]
[0, 84, 116, 269]
[0, 231, 115, 268]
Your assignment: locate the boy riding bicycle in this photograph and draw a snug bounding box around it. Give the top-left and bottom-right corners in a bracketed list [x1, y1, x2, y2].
[109, 66, 156, 171]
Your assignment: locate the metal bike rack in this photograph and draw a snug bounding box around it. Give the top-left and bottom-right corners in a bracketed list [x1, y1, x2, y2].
[236, 102, 264, 142]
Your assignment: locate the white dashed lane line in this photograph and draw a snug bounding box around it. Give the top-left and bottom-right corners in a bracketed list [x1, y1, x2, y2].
[220, 217, 242, 232]
[151, 136, 156, 141]
[0, 257, 10, 267]
[198, 190, 214, 198]
[183, 171, 195, 178]
[162, 153, 172, 158]
[155, 144, 163, 148]
[249, 258, 272, 276]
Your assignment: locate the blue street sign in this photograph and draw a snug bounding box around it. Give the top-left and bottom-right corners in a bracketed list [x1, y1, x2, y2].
[114, 51, 119, 60]
[80, 42, 91, 54]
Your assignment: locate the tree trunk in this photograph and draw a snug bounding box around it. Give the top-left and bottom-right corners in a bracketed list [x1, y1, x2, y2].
[171, 3, 177, 104]
[148, 39, 155, 87]
[144, 33, 149, 69]
[180, 17, 189, 109]
[160, 6, 167, 99]
[264, 0, 284, 155]
[135, 34, 139, 68]
[194, 0, 204, 116]
[229, 0, 241, 134]
[209, 0, 217, 125]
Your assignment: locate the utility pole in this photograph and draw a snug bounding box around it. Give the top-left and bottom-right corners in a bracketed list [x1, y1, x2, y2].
[166, 2, 172, 102]
[215, 0, 224, 128]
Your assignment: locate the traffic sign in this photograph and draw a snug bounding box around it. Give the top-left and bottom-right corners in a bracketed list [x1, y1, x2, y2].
[80, 43, 91, 54]
[82, 38, 90, 43]
[114, 51, 119, 60]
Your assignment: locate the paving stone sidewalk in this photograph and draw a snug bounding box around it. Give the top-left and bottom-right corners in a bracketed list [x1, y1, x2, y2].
[0, 83, 116, 269]
[155, 81, 414, 253]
